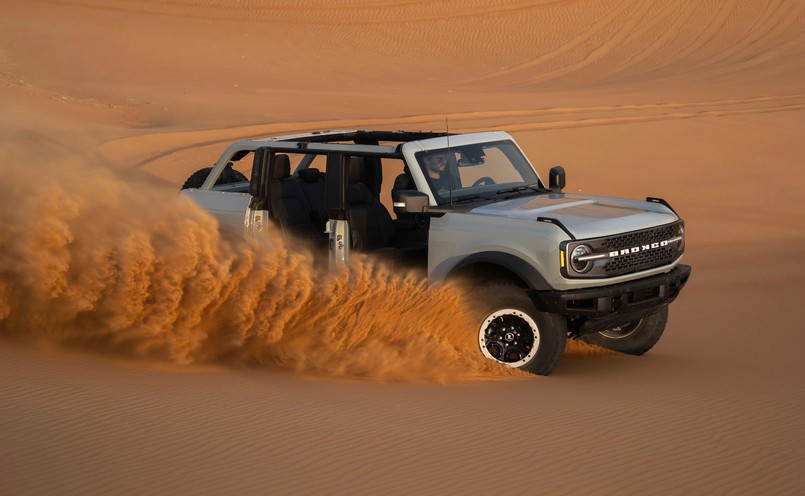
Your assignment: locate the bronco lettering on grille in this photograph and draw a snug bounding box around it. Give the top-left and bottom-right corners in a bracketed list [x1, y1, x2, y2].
[608, 240, 669, 258]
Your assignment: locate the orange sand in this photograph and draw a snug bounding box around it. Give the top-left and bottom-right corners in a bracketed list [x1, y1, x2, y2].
[1, 1, 804, 494]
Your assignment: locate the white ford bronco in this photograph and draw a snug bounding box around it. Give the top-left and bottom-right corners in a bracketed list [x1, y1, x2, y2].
[180, 130, 691, 375]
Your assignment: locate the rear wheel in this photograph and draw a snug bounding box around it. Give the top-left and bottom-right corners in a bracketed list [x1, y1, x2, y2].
[579, 305, 668, 355]
[473, 285, 566, 376]
[181, 164, 247, 190]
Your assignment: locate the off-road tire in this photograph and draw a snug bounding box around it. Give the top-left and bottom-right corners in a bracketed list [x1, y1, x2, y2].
[181, 165, 248, 190]
[580, 305, 668, 355]
[472, 284, 567, 376]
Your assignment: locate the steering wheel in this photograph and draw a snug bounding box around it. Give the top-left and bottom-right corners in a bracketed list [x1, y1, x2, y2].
[471, 176, 495, 187]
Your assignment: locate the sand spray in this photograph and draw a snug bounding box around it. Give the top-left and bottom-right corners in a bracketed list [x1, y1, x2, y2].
[0, 144, 532, 381]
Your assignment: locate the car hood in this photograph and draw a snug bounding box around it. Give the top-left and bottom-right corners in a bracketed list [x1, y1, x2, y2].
[467, 193, 679, 239]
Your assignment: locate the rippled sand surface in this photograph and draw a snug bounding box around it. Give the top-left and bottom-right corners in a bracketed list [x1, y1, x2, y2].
[1, 1, 804, 494]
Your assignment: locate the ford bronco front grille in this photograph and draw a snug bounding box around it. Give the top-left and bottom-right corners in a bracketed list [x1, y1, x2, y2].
[601, 223, 677, 252]
[561, 221, 683, 279]
[601, 224, 679, 274]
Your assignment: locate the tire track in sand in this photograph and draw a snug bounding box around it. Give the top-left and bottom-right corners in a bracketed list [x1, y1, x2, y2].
[44, 0, 581, 25]
[460, 0, 805, 88]
[89, 93, 805, 170]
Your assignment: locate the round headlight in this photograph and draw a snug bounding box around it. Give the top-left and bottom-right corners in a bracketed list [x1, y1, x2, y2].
[570, 244, 593, 273]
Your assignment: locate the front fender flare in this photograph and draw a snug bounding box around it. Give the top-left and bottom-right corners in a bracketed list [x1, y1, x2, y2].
[438, 251, 551, 290]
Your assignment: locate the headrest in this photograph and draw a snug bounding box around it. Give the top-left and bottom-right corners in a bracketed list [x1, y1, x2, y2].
[347, 183, 373, 205]
[348, 157, 365, 184]
[298, 168, 321, 183]
[393, 173, 414, 191]
[271, 154, 291, 181]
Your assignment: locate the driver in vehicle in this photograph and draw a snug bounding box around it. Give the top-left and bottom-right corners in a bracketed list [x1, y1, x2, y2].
[422, 152, 452, 197]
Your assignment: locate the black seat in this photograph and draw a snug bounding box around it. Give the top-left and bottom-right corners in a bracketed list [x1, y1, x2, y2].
[272, 154, 291, 180]
[270, 155, 327, 241]
[347, 157, 395, 251]
[297, 168, 327, 236]
[392, 171, 415, 192]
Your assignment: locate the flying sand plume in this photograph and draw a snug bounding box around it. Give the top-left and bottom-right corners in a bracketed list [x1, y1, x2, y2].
[0, 145, 525, 381]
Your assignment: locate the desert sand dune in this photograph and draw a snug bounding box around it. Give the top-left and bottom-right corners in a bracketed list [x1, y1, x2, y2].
[1, 0, 804, 494]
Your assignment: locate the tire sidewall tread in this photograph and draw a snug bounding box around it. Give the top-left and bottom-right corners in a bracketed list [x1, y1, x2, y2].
[579, 305, 669, 355]
[472, 284, 567, 376]
[181, 166, 248, 190]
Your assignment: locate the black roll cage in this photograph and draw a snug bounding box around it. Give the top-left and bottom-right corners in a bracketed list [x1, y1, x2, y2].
[250, 131, 450, 223]
[272, 129, 449, 145]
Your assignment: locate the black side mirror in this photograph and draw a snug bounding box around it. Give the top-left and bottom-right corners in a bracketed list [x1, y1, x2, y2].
[392, 190, 429, 215]
[549, 166, 566, 192]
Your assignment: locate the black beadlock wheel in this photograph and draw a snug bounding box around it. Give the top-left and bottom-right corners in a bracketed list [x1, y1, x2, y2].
[579, 305, 669, 355]
[472, 285, 567, 376]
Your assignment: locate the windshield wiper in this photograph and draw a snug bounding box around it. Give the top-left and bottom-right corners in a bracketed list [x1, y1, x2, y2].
[496, 183, 545, 196]
[451, 195, 488, 203]
[446, 193, 501, 204]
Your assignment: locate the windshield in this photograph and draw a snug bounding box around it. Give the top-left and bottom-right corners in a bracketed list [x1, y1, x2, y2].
[415, 140, 541, 204]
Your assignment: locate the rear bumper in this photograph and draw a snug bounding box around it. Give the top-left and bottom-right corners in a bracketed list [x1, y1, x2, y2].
[530, 264, 691, 335]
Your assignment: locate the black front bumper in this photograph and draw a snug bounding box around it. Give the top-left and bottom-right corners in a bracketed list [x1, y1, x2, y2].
[530, 264, 691, 335]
